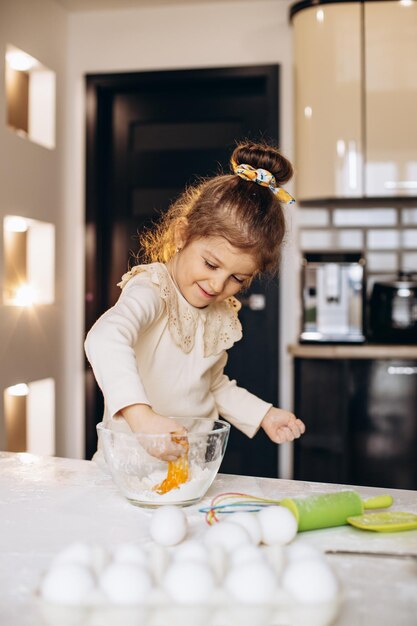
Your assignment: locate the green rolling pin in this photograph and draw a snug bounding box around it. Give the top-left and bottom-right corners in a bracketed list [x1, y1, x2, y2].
[280, 491, 393, 532]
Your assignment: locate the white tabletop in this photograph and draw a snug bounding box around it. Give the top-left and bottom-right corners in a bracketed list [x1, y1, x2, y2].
[1, 452, 416, 626]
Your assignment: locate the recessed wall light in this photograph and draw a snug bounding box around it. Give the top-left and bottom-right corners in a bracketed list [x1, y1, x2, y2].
[4, 216, 29, 233]
[6, 49, 38, 72]
[3, 215, 55, 306]
[12, 283, 37, 307]
[316, 9, 325, 23]
[6, 383, 29, 397]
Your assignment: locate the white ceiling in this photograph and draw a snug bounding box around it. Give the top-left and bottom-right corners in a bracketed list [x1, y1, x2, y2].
[55, 0, 280, 11]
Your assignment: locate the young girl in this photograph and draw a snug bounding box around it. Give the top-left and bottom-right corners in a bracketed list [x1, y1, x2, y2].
[85, 141, 305, 465]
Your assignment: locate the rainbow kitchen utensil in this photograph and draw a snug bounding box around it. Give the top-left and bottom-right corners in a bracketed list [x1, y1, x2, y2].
[200, 491, 400, 532]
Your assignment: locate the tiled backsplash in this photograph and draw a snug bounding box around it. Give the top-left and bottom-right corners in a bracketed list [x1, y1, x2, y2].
[298, 206, 417, 282]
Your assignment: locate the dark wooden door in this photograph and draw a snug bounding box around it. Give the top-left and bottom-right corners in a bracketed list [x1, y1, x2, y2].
[86, 66, 280, 476]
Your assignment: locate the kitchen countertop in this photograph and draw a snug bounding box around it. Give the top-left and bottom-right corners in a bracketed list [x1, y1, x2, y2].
[288, 343, 417, 359]
[1, 452, 416, 625]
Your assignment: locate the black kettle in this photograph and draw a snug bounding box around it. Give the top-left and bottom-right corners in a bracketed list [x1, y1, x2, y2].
[369, 272, 417, 344]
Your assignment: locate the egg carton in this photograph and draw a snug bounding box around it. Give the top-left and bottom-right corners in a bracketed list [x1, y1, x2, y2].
[38, 597, 341, 626]
[36, 540, 341, 626]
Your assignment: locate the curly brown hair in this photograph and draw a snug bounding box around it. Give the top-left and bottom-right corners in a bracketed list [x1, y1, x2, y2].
[139, 141, 294, 274]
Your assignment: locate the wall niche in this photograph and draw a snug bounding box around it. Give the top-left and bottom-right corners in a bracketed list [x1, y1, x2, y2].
[3, 215, 55, 306]
[4, 379, 55, 455]
[5, 44, 56, 149]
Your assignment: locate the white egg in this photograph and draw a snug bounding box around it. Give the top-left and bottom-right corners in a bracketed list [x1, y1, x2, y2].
[53, 542, 93, 567]
[99, 563, 153, 605]
[173, 540, 208, 564]
[41, 563, 95, 605]
[90, 545, 110, 575]
[150, 505, 188, 547]
[285, 542, 324, 563]
[281, 558, 339, 604]
[258, 506, 298, 545]
[163, 561, 216, 604]
[225, 561, 277, 604]
[208, 544, 228, 582]
[204, 521, 250, 554]
[224, 512, 262, 545]
[148, 543, 170, 585]
[263, 544, 285, 576]
[113, 543, 148, 567]
[229, 543, 265, 567]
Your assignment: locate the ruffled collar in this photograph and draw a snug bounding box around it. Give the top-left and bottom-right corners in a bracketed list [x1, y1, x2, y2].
[117, 262, 242, 357]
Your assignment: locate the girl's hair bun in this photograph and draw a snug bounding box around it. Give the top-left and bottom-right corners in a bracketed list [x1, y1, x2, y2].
[231, 141, 293, 185]
[140, 139, 294, 270]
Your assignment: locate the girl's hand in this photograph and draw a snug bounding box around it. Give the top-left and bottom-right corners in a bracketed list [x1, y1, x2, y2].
[119, 404, 187, 461]
[261, 407, 305, 444]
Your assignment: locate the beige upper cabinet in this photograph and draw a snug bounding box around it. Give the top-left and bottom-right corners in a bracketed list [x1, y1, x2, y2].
[293, 0, 417, 201]
[365, 1, 417, 197]
[294, 4, 363, 201]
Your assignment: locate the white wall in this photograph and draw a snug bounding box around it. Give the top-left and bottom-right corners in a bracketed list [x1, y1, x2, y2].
[66, 0, 299, 472]
[0, 0, 69, 455]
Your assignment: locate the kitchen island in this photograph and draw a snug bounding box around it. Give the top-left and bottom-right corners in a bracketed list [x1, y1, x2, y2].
[0, 452, 416, 625]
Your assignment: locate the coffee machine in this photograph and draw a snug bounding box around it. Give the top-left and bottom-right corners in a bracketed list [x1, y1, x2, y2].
[300, 252, 366, 343]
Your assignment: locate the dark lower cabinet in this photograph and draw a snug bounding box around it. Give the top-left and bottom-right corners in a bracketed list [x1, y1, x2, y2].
[294, 358, 417, 490]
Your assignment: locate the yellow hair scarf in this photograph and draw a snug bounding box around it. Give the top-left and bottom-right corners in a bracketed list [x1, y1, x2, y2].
[231, 159, 295, 205]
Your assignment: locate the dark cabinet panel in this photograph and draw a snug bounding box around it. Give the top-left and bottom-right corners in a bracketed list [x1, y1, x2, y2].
[295, 359, 349, 435]
[294, 358, 417, 490]
[349, 360, 417, 490]
[294, 359, 350, 484]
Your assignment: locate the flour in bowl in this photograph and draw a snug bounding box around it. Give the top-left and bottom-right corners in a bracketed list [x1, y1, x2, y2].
[122, 464, 216, 504]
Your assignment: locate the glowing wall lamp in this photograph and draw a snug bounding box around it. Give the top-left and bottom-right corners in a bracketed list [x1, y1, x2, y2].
[3, 215, 55, 306]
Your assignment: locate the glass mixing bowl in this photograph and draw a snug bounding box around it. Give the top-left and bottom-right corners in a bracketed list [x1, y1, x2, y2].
[97, 419, 230, 507]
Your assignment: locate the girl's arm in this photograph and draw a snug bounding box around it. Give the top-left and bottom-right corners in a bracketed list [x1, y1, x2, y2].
[210, 352, 272, 438]
[85, 278, 183, 439]
[210, 353, 305, 443]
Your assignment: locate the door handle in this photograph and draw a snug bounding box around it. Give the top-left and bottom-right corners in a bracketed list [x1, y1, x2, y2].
[240, 294, 266, 311]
